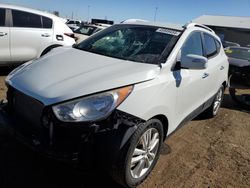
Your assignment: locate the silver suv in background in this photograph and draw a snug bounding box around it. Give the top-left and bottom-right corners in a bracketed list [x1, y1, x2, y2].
[0, 4, 75, 66]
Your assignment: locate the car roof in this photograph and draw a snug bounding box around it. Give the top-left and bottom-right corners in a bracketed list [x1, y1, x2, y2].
[0, 3, 58, 19]
[121, 20, 184, 31]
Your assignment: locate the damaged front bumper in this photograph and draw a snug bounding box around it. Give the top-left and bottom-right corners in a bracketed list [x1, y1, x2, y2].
[0, 101, 143, 166]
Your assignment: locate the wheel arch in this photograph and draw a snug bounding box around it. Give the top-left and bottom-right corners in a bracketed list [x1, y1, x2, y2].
[39, 44, 62, 57]
[222, 81, 227, 90]
[150, 114, 169, 140]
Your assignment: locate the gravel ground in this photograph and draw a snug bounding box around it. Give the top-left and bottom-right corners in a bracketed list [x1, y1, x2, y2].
[0, 67, 249, 188]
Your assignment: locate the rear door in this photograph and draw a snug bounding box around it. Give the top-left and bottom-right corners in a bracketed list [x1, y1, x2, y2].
[202, 33, 223, 100]
[0, 8, 11, 63]
[10, 9, 53, 62]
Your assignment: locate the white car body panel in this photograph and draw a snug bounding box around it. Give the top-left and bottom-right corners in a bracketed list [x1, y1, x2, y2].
[6, 47, 160, 105]
[10, 27, 53, 61]
[0, 26, 10, 63]
[0, 3, 75, 64]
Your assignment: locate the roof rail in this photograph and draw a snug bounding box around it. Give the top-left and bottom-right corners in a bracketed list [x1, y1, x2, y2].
[183, 22, 215, 33]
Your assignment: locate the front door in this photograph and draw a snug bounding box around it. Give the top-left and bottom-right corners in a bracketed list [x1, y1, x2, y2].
[175, 31, 208, 124]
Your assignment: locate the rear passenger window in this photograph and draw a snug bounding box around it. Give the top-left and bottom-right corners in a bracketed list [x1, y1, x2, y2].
[0, 8, 5, 26]
[42, 16, 53, 28]
[12, 10, 42, 28]
[182, 32, 203, 57]
[204, 34, 217, 58]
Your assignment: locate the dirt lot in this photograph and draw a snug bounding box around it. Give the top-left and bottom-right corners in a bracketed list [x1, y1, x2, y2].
[0, 67, 250, 188]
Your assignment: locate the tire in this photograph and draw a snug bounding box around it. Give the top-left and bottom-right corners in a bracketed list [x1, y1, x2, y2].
[111, 119, 164, 188]
[202, 85, 224, 118]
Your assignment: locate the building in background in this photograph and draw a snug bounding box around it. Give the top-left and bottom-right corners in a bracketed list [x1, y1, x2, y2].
[193, 15, 250, 48]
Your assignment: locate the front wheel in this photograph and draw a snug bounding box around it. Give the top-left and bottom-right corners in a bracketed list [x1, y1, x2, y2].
[111, 119, 164, 188]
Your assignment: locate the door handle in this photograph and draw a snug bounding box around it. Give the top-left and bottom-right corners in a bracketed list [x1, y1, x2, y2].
[202, 73, 209, 79]
[220, 66, 225, 70]
[41, 33, 50, 37]
[0, 32, 7, 37]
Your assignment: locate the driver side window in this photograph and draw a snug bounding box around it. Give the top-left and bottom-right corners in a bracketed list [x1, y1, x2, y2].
[181, 32, 204, 57]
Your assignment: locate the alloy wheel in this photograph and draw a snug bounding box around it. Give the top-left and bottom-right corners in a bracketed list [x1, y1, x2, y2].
[130, 128, 160, 179]
[213, 87, 223, 115]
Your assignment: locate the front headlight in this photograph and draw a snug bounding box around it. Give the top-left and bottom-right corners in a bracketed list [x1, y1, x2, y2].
[52, 85, 133, 122]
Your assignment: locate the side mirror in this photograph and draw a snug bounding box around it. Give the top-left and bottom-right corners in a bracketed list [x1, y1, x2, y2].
[181, 54, 208, 70]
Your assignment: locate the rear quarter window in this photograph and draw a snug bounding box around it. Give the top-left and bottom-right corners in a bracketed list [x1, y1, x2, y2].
[0, 8, 5, 26]
[12, 9, 42, 28]
[42, 16, 53, 28]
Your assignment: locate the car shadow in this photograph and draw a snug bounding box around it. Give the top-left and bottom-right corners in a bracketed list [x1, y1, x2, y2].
[0, 66, 17, 76]
[221, 93, 250, 113]
[0, 133, 124, 188]
[194, 93, 250, 122]
[160, 142, 172, 155]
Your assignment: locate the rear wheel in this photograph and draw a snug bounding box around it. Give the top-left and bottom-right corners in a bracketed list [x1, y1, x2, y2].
[111, 119, 164, 188]
[202, 85, 224, 118]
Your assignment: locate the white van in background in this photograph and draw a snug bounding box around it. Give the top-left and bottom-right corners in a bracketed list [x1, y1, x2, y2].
[0, 4, 75, 66]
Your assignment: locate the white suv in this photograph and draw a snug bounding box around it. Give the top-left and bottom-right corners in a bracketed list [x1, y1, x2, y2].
[0, 4, 75, 66]
[2, 21, 228, 187]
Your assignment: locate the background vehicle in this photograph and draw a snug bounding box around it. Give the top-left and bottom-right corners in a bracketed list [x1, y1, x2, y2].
[2, 21, 228, 188]
[74, 23, 111, 43]
[226, 47, 250, 110]
[66, 19, 82, 27]
[69, 25, 80, 31]
[0, 3, 75, 66]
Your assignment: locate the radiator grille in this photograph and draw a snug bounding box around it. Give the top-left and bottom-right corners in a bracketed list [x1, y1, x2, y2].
[7, 86, 44, 126]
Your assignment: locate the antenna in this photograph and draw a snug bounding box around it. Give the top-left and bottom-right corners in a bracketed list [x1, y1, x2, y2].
[154, 7, 158, 22]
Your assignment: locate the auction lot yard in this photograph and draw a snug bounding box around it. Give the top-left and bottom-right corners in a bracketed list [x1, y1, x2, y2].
[0, 67, 249, 188]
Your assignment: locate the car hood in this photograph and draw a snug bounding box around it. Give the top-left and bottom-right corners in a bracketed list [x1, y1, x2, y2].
[6, 47, 160, 105]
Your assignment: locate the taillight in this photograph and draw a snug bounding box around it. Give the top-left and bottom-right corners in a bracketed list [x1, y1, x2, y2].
[64, 33, 77, 41]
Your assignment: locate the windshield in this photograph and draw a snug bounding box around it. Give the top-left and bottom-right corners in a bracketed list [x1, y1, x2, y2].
[225, 47, 250, 61]
[74, 25, 180, 64]
[74, 25, 98, 36]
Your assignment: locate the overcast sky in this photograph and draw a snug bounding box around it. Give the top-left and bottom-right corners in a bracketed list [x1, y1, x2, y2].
[1, 0, 250, 24]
